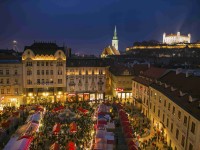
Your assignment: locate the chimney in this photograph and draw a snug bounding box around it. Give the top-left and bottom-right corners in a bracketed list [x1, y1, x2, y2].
[148, 63, 150, 68]
[171, 86, 176, 92]
[176, 68, 182, 75]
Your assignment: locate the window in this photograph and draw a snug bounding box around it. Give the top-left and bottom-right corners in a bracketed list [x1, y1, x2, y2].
[14, 70, 18, 75]
[99, 70, 103, 75]
[184, 116, 187, 126]
[79, 70, 81, 75]
[37, 62, 40, 66]
[86, 70, 88, 75]
[176, 129, 179, 140]
[166, 118, 169, 127]
[189, 143, 193, 150]
[6, 70, 9, 75]
[41, 62, 44, 66]
[14, 88, 18, 94]
[42, 79, 44, 83]
[27, 80, 32, 85]
[162, 114, 165, 123]
[50, 70, 53, 75]
[164, 99, 166, 107]
[181, 135, 185, 147]
[42, 70, 44, 75]
[92, 70, 94, 75]
[0, 70, 3, 75]
[191, 122, 195, 134]
[171, 123, 173, 132]
[46, 62, 49, 66]
[153, 105, 155, 113]
[27, 70, 32, 75]
[37, 79, 40, 84]
[172, 106, 175, 115]
[158, 109, 160, 117]
[37, 70, 40, 75]
[7, 89, 10, 94]
[1, 89, 4, 94]
[58, 70, 62, 75]
[15, 79, 18, 84]
[26, 62, 32, 66]
[178, 111, 181, 120]
[58, 79, 62, 84]
[57, 62, 63, 66]
[6, 79, 9, 84]
[50, 62, 53, 66]
[168, 103, 171, 111]
[159, 96, 161, 103]
[0, 79, 3, 84]
[46, 70, 49, 75]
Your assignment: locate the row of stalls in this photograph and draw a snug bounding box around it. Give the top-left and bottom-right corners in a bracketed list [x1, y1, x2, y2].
[116, 103, 138, 150]
[3, 105, 44, 150]
[93, 103, 115, 150]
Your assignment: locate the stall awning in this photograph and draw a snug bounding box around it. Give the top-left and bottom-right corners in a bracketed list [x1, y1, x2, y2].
[50, 143, 60, 150]
[66, 141, 76, 150]
[53, 123, 61, 133]
[69, 122, 77, 133]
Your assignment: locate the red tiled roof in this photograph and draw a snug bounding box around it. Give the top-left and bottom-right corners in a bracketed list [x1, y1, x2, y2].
[142, 67, 167, 79]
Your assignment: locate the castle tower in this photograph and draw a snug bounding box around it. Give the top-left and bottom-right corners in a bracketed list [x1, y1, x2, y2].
[112, 26, 118, 50]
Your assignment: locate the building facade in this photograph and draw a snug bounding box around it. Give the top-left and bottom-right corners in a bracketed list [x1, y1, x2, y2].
[132, 69, 200, 150]
[0, 50, 23, 107]
[66, 58, 106, 101]
[22, 42, 66, 103]
[163, 32, 191, 44]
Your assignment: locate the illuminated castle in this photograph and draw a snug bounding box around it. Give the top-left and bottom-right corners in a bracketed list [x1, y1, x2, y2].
[163, 32, 191, 44]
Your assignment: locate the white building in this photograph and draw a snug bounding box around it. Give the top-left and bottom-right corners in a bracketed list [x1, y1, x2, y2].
[22, 42, 66, 103]
[163, 32, 191, 44]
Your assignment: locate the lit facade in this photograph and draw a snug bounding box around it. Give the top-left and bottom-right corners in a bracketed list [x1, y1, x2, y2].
[109, 66, 134, 102]
[132, 70, 200, 150]
[163, 32, 191, 44]
[0, 62, 23, 107]
[22, 42, 66, 103]
[66, 59, 106, 101]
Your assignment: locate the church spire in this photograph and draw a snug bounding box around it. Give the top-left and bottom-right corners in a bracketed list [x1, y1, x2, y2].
[113, 25, 118, 40]
[112, 25, 119, 50]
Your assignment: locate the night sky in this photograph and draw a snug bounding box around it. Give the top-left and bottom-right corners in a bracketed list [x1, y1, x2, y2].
[0, 0, 200, 55]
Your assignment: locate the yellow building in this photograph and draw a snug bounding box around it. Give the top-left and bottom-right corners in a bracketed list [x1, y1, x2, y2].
[0, 50, 23, 107]
[132, 68, 200, 150]
[22, 42, 66, 103]
[109, 64, 148, 103]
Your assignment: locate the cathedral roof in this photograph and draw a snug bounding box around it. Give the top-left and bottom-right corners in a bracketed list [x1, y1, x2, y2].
[101, 45, 120, 57]
[24, 42, 65, 55]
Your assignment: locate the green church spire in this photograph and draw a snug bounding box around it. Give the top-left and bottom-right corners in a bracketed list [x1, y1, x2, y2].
[113, 25, 118, 40]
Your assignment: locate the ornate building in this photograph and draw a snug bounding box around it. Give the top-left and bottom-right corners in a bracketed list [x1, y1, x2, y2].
[163, 32, 191, 44]
[101, 26, 120, 58]
[0, 50, 23, 107]
[66, 58, 107, 101]
[22, 42, 66, 103]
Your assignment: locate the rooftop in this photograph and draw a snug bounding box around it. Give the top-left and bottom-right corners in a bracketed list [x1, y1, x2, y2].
[66, 58, 107, 67]
[24, 42, 65, 55]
